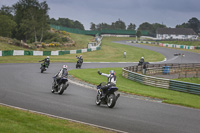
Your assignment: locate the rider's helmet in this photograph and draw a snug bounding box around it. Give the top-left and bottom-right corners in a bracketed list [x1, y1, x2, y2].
[110, 70, 115, 75]
[141, 57, 144, 59]
[63, 65, 68, 69]
[47, 56, 50, 59]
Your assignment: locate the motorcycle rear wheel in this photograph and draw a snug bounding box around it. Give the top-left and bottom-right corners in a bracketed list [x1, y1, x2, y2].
[58, 84, 66, 95]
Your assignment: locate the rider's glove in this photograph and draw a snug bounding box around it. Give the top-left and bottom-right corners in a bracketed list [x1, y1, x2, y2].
[98, 71, 102, 75]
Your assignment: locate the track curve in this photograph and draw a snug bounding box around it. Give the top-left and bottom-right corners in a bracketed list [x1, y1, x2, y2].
[0, 41, 200, 133]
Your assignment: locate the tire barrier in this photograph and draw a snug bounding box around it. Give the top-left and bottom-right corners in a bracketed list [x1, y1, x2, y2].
[122, 66, 200, 95]
[0, 47, 101, 56]
[128, 41, 200, 50]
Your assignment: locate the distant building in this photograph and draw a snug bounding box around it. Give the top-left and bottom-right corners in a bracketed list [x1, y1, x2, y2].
[156, 28, 198, 40]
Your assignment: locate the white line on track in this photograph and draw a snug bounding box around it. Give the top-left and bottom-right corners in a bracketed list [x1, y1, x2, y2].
[0, 103, 128, 133]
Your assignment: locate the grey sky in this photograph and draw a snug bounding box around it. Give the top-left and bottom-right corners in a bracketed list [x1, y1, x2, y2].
[1, 0, 200, 30]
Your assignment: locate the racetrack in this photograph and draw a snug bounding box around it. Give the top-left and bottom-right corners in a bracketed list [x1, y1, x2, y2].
[0, 41, 200, 133]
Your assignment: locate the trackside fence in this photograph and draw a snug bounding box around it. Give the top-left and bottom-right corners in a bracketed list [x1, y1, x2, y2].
[129, 63, 200, 78]
[127, 41, 200, 50]
[122, 67, 200, 95]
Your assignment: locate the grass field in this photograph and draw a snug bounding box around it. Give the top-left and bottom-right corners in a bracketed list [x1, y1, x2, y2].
[174, 77, 200, 84]
[0, 42, 29, 50]
[69, 67, 200, 109]
[0, 33, 94, 51]
[0, 105, 114, 133]
[0, 37, 165, 63]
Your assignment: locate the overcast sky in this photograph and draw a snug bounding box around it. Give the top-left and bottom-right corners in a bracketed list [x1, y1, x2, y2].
[1, 0, 200, 30]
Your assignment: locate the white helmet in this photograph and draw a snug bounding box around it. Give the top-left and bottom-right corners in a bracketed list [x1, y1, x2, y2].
[141, 57, 144, 59]
[47, 56, 49, 59]
[63, 65, 68, 69]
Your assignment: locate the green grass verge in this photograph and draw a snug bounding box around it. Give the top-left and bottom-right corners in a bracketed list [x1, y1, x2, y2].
[0, 37, 164, 63]
[0, 42, 29, 50]
[174, 77, 200, 84]
[0, 105, 114, 133]
[69, 67, 200, 109]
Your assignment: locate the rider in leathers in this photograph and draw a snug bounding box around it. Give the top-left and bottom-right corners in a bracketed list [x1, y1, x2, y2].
[39, 56, 50, 68]
[76, 55, 83, 63]
[98, 70, 117, 99]
[54, 65, 69, 87]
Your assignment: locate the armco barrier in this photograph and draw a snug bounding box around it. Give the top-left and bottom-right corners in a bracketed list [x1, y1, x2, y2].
[122, 68, 200, 95]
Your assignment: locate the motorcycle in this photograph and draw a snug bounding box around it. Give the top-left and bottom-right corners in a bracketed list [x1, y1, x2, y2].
[51, 76, 69, 95]
[40, 61, 49, 73]
[76, 59, 83, 68]
[95, 82, 120, 108]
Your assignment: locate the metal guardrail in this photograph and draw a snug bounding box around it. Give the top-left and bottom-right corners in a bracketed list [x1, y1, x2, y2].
[122, 67, 200, 95]
[129, 63, 200, 78]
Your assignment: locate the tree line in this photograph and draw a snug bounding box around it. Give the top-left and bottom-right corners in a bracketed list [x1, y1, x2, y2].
[0, 0, 50, 43]
[90, 17, 200, 36]
[0, 0, 200, 43]
[176, 17, 200, 34]
[49, 18, 85, 30]
[0, 0, 86, 43]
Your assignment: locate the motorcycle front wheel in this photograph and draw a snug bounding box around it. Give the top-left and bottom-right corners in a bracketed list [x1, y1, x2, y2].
[107, 94, 116, 108]
[95, 93, 101, 105]
[41, 68, 44, 73]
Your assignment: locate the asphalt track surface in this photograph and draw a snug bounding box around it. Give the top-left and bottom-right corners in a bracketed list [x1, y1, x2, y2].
[0, 41, 200, 133]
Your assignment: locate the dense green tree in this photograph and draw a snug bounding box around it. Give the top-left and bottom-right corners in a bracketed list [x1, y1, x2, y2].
[136, 30, 142, 38]
[48, 18, 58, 25]
[0, 5, 14, 19]
[138, 22, 166, 36]
[176, 17, 200, 33]
[127, 23, 136, 30]
[112, 19, 126, 30]
[49, 18, 84, 30]
[13, 0, 50, 42]
[90, 22, 96, 30]
[138, 22, 154, 36]
[152, 23, 166, 34]
[74, 20, 84, 30]
[92, 19, 126, 31]
[176, 23, 190, 28]
[0, 15, 16, 37]
[188, 17, 200, 33]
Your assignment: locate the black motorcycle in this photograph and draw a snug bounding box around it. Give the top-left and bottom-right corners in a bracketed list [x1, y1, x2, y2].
[96, 82, 120, 108]
[51, 76, 69, 95]
[40, 62, 48, 73]
[76, 59, 83, 68]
